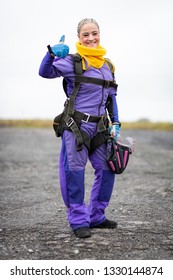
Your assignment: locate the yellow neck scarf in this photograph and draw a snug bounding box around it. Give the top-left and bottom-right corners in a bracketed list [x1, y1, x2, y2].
[75, 41, 106, 70]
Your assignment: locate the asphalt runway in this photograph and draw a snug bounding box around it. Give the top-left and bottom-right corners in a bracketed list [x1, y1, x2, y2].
[0, 127, 173, 260]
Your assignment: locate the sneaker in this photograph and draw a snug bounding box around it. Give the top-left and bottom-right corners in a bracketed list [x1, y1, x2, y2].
[74, 227, 91, 238]
[90, 219, 118, 228]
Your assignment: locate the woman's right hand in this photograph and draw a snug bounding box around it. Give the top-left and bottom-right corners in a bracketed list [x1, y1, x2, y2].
[50, 35, 69, 58]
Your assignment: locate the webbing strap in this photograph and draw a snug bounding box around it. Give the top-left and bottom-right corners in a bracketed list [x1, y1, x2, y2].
[67, 82, 81, 115]
[64, 115, 83, 151]
[97, 117, 107, 132]
[75, 75, 118, 89]
[64, 55, 84, 150]
[73, 54, 83, 75]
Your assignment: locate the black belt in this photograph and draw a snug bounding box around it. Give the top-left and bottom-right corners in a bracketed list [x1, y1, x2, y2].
[73, 111, 102, 123]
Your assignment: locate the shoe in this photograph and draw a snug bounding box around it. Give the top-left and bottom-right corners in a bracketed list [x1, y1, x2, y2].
[90, 219, 118, 228]
[74, 227, 91, 238]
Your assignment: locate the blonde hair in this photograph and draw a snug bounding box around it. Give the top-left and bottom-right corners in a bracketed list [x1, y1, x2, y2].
[77, 18, 100, 34]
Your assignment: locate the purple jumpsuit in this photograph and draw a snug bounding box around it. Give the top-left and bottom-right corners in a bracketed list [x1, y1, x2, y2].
[39, 52, 120, 230]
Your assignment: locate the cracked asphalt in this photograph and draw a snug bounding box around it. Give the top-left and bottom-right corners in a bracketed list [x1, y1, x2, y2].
[0, 127, 173, 260]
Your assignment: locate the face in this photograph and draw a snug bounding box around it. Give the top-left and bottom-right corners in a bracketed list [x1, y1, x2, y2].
[78, 23, 100, 48]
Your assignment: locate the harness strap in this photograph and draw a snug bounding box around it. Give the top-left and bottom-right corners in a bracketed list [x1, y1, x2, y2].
[73, 111, 102, 123]
[74, 110, 107, 132]
[67, 82, 81, 115]
[72, 54, 83, 75]
[63, 109, 108, 151]
[74, 111, 107, 132]
[64, 115, 83, 151]
[60, 53, 115, 151]
[97, 116, 107, 132]
[63, 73, 84, 150]
[75, 75, 118, 89]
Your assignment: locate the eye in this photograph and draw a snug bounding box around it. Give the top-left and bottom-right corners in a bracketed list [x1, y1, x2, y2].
[82, 33, 89, 37]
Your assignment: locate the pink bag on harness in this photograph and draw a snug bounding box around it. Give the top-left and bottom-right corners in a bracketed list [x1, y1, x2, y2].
[106, 136, 135, 174]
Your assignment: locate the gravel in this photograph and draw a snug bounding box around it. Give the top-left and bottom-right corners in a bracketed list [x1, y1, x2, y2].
[0, 127, 173, 260]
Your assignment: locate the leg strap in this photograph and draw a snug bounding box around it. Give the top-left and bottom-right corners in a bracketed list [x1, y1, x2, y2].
[97, 116, 107, 132]
[64, 115, 83, 151]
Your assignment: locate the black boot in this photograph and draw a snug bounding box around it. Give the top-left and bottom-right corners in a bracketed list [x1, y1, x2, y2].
[74, 227, 91, 238]
[90, 219, 118, 228]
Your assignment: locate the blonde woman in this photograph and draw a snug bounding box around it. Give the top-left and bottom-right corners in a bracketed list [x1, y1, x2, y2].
[39, 18, 121, 238]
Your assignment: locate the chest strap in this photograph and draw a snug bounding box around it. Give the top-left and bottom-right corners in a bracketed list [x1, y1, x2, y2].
[75, 75, 118, 89]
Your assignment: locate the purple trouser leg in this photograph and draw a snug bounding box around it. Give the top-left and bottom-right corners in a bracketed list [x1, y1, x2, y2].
[88, 143, 116, 227]
[59, 130, 90, 230]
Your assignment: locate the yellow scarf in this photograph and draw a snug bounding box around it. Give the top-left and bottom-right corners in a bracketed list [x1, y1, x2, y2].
[75, 41, 106, 70]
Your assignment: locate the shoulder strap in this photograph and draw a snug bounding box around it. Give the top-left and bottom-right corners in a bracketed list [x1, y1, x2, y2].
[71, 53, 83, 75]
[62, 53, 83, 97]
[105, 58, 114, 72]
[66, 54, 83, 115]
[105, 58, 115, 80]
[63, 54, 84, 151]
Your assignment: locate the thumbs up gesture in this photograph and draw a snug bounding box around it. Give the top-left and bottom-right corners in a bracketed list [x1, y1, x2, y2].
[50, 35, 69, 58]
[59, 35, 65, 43]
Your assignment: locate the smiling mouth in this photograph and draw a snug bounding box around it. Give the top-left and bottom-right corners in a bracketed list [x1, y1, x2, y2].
[87, 42, 97, 46]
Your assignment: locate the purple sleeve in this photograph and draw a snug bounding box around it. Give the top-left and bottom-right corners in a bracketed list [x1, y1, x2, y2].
[111, 94, 119, 122]
[38, 52, 61, 78]
[108, 80, 120, 122]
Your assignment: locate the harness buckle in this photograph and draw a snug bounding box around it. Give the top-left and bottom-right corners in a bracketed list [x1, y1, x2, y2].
[66, 117, 74, 127]
[82, 113, 90, 123]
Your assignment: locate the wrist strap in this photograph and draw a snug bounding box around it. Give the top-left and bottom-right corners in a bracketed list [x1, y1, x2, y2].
[112, 122, 121, 127]
[47, 45, 55, 57]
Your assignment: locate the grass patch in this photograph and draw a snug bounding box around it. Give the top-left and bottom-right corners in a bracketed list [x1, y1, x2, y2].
[122, 121, 173, 131]
[0, 119, 173, 131]
[0, 119, 52, 128]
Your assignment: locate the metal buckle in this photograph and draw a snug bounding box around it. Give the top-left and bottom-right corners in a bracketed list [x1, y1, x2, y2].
[82, 113, 90, 123]
[66, 117, 74, 127]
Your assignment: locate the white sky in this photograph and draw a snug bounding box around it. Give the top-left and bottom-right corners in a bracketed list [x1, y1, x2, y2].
[0, 0, 173, 122]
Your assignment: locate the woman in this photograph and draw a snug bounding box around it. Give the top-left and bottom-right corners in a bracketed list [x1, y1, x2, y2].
[39, 18, 121, 238]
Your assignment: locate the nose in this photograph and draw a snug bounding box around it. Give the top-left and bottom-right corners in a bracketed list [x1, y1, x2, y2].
[88, 33, 94, 41]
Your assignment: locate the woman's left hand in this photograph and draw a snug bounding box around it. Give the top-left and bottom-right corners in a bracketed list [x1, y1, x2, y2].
[109, 123, 120, 140]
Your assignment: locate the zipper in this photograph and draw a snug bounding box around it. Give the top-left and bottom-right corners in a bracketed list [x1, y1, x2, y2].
[98, 69, 105, 116]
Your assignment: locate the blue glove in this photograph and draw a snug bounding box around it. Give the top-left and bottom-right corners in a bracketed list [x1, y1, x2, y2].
[109, 123, 121, 140]
[51, 35, 69, 58]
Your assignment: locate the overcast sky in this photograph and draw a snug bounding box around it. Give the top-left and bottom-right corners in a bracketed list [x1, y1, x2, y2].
[0, 0, 173, 122]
